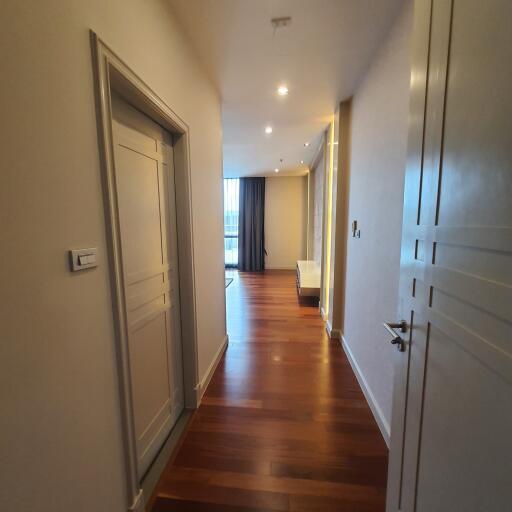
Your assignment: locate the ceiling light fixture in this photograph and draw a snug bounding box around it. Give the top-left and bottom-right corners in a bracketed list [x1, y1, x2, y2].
[265, 126, 273, 134]
[300, 160, 304, 164]
[274, 168, 279, 173]
[277, 85, 289, 96]
[304, 142, 309, 147]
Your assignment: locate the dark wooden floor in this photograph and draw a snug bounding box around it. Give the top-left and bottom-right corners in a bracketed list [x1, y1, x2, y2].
[150, 271, 388, 511]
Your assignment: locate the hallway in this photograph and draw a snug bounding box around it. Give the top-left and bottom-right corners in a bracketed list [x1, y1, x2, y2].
[151, 271, 388, 511]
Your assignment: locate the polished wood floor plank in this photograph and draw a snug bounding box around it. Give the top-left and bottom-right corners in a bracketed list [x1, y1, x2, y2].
[154, 496, 286, 512]
[150, 271, 388, 511]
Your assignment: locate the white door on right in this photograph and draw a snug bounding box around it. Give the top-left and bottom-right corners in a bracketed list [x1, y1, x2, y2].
[387, 0, 512, 511]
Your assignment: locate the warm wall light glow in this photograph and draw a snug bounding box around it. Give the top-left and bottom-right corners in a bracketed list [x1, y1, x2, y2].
[300, 160, 304, 164]
[277, 85, 289, 96]
[304, 142, 309, 147]
[274, 168, 279, 173]
[323, 116, 335, 319]
[265, 126, 273, 134]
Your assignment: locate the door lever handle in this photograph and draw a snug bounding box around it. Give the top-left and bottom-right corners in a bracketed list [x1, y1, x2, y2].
[383, 320, 407, 352]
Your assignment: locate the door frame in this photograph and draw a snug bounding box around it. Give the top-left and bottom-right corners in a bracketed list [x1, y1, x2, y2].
[90, 32, 199, 512]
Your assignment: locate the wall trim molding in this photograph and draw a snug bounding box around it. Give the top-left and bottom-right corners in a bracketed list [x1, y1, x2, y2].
[90, 32, 200, 511]
[128, 489, 145, 512]
[141, 410, 193, 507]
[196, 335, 228, 404]
[341, 335, 390, 447]
[326, 321, 341, 340]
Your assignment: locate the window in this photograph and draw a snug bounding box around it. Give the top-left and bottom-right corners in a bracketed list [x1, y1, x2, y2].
[224, 178, 239, 267]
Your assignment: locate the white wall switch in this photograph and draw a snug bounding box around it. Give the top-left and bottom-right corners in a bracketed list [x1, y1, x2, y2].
[69, 248, 98, 271]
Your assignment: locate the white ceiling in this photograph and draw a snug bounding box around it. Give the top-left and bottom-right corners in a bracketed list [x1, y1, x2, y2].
[169, 0, 405, 177]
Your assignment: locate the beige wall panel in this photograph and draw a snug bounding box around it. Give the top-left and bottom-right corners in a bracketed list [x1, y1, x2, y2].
[265, 176, 308, 269]
[342, 0, 413, 438]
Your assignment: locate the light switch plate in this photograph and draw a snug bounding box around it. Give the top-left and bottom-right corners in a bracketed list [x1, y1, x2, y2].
[69, 248, 98, 272]
[352, 220, 358, 237]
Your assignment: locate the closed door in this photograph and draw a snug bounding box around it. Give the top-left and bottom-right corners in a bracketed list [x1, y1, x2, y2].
[387, 0, 512, 511]
[112, 94, 184, 479]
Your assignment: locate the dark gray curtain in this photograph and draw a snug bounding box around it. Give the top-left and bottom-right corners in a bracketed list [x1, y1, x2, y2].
[238, 177, 265, 271]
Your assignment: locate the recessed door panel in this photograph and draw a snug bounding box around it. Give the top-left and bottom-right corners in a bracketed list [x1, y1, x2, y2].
[416, 325, 512, 512]
[115, 147, 164, 277]
[129, 312, 170, 439]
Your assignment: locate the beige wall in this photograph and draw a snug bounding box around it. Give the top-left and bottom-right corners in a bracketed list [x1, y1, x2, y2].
[342, 0, 413, 442]
[0, 1, 225, 511]
[264, 176, 308, 269]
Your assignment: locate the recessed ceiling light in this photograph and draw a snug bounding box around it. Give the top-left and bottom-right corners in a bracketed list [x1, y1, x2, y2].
[304, 142, 309, 147]
[277, 85, 289, 96]
[300, 160, 304, 164]
[274, 168, 279, 173]
[265, 126, 273, 134]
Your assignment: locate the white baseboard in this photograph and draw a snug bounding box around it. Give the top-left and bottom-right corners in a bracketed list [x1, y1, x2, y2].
[320, 306, 327, 321]
[128, 489, 145, 512]
[195, 334, 228, 404]
[341, 335, 390, 447]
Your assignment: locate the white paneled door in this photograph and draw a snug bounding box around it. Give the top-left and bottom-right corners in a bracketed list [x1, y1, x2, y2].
[112, 94, 184, 479]
[386, 0, 512, 511]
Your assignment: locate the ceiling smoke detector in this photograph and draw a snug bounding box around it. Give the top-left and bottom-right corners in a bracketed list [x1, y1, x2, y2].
[271, 16, 292, 31]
